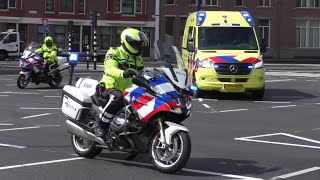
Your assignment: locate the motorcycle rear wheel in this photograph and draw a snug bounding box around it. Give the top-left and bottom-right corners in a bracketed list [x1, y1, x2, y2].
[49, 75, 62, 88]
[71, 135, 102, 159]
[17, 74, 29, 89]
[150, 131, 191, 174]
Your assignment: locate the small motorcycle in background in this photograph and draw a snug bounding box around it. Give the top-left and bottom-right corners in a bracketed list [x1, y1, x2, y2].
[17, 42, 70, 89]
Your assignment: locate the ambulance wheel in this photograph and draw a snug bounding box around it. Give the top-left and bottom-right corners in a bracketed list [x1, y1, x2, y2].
[0, 51, 7, 61]
[195, 89, 205, 98]
[252, 88, 265, 101]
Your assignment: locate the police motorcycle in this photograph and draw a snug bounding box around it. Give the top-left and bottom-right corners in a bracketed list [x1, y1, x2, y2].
[17, 42, 70, 89]
[61, 45, 196, 174]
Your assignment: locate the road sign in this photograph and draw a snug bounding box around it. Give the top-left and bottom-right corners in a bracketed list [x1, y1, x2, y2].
[42, 18, 49, 33]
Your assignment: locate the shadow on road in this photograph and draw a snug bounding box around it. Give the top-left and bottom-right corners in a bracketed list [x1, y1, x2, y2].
[198, 89, 318, 102]
[98, 152, 280, 177]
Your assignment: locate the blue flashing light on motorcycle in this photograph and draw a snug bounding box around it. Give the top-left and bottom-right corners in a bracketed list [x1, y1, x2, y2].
[69, 53, 78, 62]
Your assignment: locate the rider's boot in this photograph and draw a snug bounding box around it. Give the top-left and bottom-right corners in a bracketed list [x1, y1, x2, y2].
[93, 112, 114, 139]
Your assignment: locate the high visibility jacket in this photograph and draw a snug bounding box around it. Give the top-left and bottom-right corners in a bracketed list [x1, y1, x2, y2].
[34, 44, 58, 63]
[100, 46, 144, 92]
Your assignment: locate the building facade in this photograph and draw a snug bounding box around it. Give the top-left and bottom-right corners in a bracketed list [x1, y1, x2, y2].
[0, 0, 156, 58]
[161, 0, 320, 59]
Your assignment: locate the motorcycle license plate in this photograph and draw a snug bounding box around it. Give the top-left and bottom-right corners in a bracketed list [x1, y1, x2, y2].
[224, 84, 243, 91]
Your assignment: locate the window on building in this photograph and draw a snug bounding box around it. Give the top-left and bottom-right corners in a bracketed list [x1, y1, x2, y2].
[259, 0, 271, 7]
[19, 24, 28, 43]
[297, 0, 307, 7]
[79, 0, 85, 13]
[46, 0, 54, 12]
[205, 0, 218, 5]
[180, 17, 187, 47]
[309, 0, 320, 7]
[115, 0, 143, 14]
[136, 0, 141, 13]
[116, 27, 126, 46]
[258, 19, 270, 47]
[60, 0, 74, 13]
[235, 0, 244, 6]
[296, 20, 307, 47]
[165, 16, 175, 44]
[166, 0, 175, 4]
[191, 0, 203, 5]
[0, 0, 8, 9]
[37, 25, 45, 43]
[7, 23, 16, 30]
[106, 0, 111, 12]
[55, 25, 66, 49]
[9, 0, 15, 8]
[100, 27, 111, 49]
[309, 20, 320, 47]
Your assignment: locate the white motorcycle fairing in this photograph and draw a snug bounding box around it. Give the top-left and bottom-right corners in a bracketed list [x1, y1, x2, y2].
[164, 121, 189, 145]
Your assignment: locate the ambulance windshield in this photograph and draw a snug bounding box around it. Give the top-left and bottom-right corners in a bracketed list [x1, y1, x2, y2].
[198, 27, 258, 50]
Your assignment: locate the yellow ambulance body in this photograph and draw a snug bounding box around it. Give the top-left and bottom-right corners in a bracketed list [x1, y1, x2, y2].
[181, 11, 266, 99]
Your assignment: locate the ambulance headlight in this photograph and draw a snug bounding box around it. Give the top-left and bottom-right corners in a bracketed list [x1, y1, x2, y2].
[198, 60, 213, 69]
[254, 61, 264, 69]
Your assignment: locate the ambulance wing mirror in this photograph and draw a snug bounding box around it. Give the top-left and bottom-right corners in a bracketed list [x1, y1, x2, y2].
[260, 39, 267, 53]
[187, 39, 195, 52]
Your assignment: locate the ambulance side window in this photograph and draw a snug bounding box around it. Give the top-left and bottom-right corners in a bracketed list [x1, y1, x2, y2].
[187, 27, 193, 42]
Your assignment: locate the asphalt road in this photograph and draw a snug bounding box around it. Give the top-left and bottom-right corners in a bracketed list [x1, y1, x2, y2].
[0, 61, 319, 180]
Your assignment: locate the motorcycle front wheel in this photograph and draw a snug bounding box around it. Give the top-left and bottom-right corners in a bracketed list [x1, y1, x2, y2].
[17, 74, 30, 89]
[150, 131, 191, 174]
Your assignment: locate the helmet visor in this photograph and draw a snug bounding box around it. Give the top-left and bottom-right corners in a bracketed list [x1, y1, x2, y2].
[125, 32, 148, 51]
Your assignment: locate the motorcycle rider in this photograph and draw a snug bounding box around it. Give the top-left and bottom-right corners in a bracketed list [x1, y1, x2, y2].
[94, 28, 148, 138]
[34, 36, 58, 75]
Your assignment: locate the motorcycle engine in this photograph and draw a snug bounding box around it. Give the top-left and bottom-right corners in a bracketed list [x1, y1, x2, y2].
[110, 111, 141, 134]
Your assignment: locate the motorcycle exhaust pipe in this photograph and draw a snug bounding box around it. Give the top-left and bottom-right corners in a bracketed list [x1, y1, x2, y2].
[65, 120, 107, 146]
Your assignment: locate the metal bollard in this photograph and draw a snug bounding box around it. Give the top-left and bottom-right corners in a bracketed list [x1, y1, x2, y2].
[93, 28, 97, 70]
[86, 44, 90, 69]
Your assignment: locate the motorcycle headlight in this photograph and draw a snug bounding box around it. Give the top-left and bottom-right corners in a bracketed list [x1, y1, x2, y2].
[254, 61, 264, 69]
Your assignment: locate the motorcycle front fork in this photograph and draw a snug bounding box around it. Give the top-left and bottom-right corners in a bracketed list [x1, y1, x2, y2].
[157, 118, 167, 148]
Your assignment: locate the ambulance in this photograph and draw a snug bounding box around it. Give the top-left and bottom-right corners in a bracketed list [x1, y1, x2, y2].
[181, 11, 266, 100]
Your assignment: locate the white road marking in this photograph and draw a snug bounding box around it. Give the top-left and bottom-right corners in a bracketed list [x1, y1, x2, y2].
[0, 123, 13, 126]
[271, 167, 320, 179]
[21, 113, 52, 119]
[312, 128, 320, 131]
[0, 126, 40, 132]
[271, 105, 297, 109]
[306, 80, 318, 82]
[235, 133, 320, 150]
[202, 104, 210, 108]
[198, 98, 203, 102]
[0, 143, 26, 149]
[74, 73, 91, 75]
[219, 109, 248, 113]
[97, 157, 262, 180]
[20, 107, 60, 110]
[0, 95, 9, 97]
[42, 150, 56, 153]
[43, 96, 61, 98]
[37, 89, 60, 92]
[0, 79, 13, 81]
[266, 71, 320, 78]
[265, 79, 296, 83]
[254, 101, 291, 104]
[0, 157, 84, 170]
[271, 96, 304, 99]
[0, 92, 39, 95]
[5, 84, 16, 86]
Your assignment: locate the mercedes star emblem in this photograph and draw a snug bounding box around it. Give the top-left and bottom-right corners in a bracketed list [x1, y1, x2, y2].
[229, 64, 238, 73]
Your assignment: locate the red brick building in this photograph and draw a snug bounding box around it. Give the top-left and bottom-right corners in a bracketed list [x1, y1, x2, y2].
[161, 0, 320, 59]
[0, 0, 156, 57]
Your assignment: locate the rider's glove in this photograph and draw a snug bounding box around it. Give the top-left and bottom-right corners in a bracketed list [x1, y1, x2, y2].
[123, 70, 136, 78]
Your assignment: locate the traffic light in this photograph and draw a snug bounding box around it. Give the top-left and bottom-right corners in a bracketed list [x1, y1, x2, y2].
[90, 10, 97, 27]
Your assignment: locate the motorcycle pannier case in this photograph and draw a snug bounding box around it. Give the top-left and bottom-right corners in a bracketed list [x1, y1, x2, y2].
[61, 85, 92, 120]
